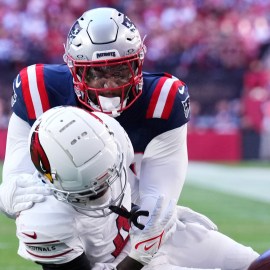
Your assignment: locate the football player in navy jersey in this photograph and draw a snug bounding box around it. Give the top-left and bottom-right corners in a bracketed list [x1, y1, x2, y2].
[2, 7, 190, 225]
[0, 7, 259, 270]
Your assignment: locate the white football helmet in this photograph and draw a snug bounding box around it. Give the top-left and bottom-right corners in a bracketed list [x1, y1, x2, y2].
[29, 106, 127, 217]
[63, 7, 146, 117]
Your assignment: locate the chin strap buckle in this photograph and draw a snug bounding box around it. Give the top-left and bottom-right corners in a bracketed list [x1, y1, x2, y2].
[109, 204, 149, 230]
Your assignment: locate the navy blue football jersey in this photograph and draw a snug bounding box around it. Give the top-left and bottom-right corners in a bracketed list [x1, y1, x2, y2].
[12, 64, 190, 153]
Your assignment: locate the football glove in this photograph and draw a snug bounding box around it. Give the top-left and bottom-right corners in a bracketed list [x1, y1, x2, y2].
[0, 172, 51, 217]
[129, 196, 176, 265]
[177, 205, 218, 231]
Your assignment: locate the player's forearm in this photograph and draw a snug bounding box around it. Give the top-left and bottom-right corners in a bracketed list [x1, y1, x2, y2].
[39, 253, 91, 270]
[3, 113, 34, 182]
[140, 126, 188, 201]
[116, 256, 144, 270]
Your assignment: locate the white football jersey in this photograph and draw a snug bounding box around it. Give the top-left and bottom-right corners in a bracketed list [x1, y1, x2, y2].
[16, 188, 131, 266]
[16, 111, 134, 266]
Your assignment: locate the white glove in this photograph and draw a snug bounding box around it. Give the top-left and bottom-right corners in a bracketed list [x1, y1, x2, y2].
[0, 173, 51, 217]
[129, 196, 176, 265]
[177, 205, 218, 231]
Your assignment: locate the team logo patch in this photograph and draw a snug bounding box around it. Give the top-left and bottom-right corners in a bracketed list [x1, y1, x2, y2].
[178, 85, 185, 95]
[122, 16, 136, 32]
[15, 74, 21, 88]
[182, 96, 190, 119]
[11, 84, 17, 107]
[68, 21, 82, 44]
[25, 242, 72, 258]
[96, 51, 116, 58]
[30, 124, 53, 182]
[93, 50, 120, 60]
[27, 245, 56, 252]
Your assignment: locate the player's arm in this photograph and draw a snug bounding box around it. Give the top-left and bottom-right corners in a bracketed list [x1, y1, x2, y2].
[44, 255, 216, 270]
[139, 125, 188, 221]
[138, 125, 218, 231]
[0, 113, 50, 217]
[17, 196, 88, 269]
[91, 197, 176, 270]
[116, 256, 143, 270]
[38, 253, 91, 270]
[116, 196, 176, 270]
[2, 113, 34, 178]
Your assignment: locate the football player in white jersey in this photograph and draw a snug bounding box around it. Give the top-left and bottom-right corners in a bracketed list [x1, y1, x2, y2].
[16, 106, 178, 270]
[16, 106, 258, 270]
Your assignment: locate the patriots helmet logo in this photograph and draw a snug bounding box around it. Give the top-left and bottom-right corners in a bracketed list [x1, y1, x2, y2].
[68, 21, 82, 44]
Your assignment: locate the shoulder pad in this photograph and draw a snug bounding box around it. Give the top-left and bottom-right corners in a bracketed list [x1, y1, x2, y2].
[146, 75, 190, 120]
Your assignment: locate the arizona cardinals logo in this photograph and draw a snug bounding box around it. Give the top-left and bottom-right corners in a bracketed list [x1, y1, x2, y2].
[30, 124, 53, 182]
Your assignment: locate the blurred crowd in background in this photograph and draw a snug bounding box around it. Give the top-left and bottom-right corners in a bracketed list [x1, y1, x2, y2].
[0, 0, 270, 160]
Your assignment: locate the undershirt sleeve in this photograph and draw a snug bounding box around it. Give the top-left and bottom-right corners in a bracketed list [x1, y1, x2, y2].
[2, 113, 35, 182]
[139, 124, 188, 221]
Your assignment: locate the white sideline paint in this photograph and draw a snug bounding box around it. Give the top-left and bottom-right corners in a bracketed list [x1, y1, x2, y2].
[186, 162, 270, 204]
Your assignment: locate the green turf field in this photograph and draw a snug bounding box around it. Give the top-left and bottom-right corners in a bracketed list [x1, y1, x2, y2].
[0, 161, 270, 270]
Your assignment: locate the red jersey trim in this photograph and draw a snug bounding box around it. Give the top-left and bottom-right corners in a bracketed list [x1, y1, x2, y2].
[26, 248, 73, 259]
[20, 65, 50, 120]
[146, 77, 168, 119]
[35, 64, 50, 112]
[161, 80, 185, 119]
[20, 68, 36, 119]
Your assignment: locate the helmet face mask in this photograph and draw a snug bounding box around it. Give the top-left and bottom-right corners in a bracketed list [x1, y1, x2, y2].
[64, 7, 145, 116]
[29, 106, 127, 217]
[50, 143, 127, 217]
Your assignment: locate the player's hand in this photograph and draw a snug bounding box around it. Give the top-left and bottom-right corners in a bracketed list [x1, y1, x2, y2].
[0, 173, 51, 217]
[177, 205, 218, 231]
[129, 196, 176, 265]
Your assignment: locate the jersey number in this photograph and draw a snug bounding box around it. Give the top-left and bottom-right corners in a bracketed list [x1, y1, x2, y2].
[111, 215, 130, 257]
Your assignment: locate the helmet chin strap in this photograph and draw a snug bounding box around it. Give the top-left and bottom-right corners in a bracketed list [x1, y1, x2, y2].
[86, 188, 111, 207]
